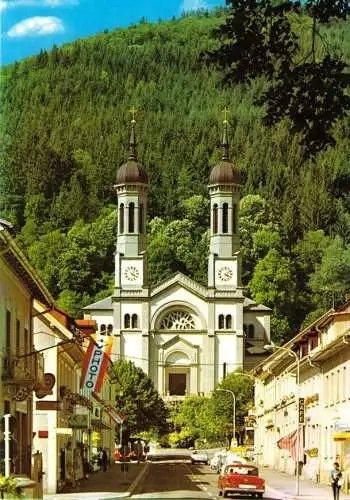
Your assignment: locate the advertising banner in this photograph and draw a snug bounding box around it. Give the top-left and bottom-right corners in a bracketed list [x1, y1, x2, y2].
[80, 335, 113, 392]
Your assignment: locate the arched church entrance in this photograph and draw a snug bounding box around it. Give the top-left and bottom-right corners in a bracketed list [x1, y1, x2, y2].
[165, 351, 190, 396]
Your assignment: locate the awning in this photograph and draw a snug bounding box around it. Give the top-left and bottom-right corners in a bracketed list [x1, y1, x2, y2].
[333, 432, 350, 441]
[91, 419, 111, 430]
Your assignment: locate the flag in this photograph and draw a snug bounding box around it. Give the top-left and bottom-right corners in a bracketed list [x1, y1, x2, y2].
[80, 334, 113, 392]
[277, 427, 304, 461]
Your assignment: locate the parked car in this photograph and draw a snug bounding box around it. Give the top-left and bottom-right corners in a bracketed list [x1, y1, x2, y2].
[218, 463, 265, 498]
[190, 450, 209, 465]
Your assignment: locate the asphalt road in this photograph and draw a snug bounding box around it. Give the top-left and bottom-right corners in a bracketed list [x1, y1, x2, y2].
[131, 460, 283, 499]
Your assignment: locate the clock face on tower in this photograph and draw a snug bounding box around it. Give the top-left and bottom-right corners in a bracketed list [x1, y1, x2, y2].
[124, 265, 140, 282]
[218, 265, 233, 282]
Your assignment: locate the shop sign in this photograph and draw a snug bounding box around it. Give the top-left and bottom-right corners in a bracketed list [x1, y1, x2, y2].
[334, 422, 350, 433]
[55, 428, 73, 435]
[68, 414, 89, 428]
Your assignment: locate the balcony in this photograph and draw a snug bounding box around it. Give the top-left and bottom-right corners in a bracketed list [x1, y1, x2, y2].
[2, 350, 53, 401]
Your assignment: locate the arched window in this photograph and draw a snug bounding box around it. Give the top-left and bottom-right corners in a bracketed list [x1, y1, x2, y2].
[223, 362, 227, 379]
[232, 204, 237, 233]
[124, 314, 130, 329]
[128, 202, 135, 233]
[139, 204, 144, 233]
[119, 204, 124, 234]
[107, 324, 113, 335]
[213, 204, 218, 234]
[100, 324, 106, 334]
[222, 203, 228, 233]
[132, 314, 138, 329]
[243, 324, 247, 336]
[226, 315, 232, 329]
[218, 314, 225, 330]
[247, 324, 255, 338]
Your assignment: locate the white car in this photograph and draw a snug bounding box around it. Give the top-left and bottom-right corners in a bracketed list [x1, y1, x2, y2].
[190, 450, 209, 465]
[210, 452, 227, 470]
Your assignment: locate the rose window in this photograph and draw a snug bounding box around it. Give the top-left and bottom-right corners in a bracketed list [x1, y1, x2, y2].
[159, 311, 196, 330]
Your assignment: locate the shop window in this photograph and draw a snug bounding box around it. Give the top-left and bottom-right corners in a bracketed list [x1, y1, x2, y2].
[132, 314, 138, 329]
[219, 315, 225, 330]
[128, 202, 135, 233]
[222, 203, 228, 233]
[226, 315, 232, 329]
[247, 324, 255, 338]
[213, 204, 218, 234]
[124, 314, 130, 329]
[119, 203, 124, 234]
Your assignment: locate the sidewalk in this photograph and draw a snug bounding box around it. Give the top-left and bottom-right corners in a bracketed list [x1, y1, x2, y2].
[44, 462, 150, 500]
[263, 467, 350, 499]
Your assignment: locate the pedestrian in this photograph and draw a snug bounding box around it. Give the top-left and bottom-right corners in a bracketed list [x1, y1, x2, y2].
[102, 448, 108, 472]
[330, 462, 343, 500]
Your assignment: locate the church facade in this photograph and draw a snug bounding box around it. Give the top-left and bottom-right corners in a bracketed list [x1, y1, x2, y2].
[83, 119, 271, 399]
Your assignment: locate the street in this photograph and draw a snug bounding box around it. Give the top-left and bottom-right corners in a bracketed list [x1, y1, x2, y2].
[132, 460, 282, 499]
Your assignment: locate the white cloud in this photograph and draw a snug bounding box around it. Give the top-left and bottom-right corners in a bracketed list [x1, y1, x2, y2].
[1, 0, 78, 9]
[7, 16, 64, 37]
[180, 0, 208, 12]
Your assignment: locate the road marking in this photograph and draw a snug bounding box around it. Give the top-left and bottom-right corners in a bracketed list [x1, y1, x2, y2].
[184, 463, 214, 498]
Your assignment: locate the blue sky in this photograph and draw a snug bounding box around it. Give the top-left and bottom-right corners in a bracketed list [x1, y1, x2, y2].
[1, 0, 225, 65]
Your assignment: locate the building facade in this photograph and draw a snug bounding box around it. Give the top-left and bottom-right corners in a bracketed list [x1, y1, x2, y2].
[0, 219, 54, 476]
[33, 301, 116, 494]
[253, 299, 350, 492]
[84, 120, 271, 400]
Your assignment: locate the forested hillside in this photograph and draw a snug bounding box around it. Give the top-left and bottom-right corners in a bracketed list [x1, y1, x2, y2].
[0, 8, 349, 343]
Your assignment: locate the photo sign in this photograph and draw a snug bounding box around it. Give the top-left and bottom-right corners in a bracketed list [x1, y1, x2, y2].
[80, 334, 113, 393]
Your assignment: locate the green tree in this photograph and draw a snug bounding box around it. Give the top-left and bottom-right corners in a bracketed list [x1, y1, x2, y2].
[207, 0, 350, 157]
[308, 236, 350, 309]
[112, 359, 168, 435]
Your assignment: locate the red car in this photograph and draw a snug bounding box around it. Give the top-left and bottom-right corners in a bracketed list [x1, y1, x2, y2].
[218, 463, 265, 498]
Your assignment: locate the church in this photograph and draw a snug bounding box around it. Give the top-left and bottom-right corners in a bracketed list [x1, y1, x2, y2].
[83, 117, 271, 400]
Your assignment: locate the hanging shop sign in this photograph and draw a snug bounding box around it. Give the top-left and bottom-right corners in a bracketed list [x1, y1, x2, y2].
[80, 335, 113, 393]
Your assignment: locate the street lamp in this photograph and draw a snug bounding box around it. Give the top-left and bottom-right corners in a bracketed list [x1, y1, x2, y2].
[264, 342, 300, 496]
[217, 388, 236, 447]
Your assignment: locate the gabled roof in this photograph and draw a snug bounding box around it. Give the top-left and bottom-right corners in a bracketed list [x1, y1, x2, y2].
[0, 220, 54, 306]
[151, 271, 207, 299]
[243, 297, 272, 313]
[160, 334, 198, 351]
[83, 296, 113, 311]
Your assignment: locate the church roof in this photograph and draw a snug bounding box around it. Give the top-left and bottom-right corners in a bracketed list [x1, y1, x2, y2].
[83, 296, 112, 311]
[243, 297, 272, 312]
[115, 118, 148, 186]
[208, 119, 243, 187]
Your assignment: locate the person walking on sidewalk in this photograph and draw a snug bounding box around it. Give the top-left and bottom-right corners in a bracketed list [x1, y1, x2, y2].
[330, 462, 343, 500]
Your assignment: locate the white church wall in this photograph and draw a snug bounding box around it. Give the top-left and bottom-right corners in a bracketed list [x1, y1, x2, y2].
[243, 312, 267, 340]
[89, 311, 114, 331]
[217, 333, 242, 375]
[122, 332, 144, 369]
[151, 287, 208, 330]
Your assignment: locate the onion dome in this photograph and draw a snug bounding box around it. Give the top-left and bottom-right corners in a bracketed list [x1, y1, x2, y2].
[116, 118, 148, 186]
[208, 119, 243, 186]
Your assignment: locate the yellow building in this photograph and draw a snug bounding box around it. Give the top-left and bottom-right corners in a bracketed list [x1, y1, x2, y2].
[252, 299, 350, 491]
[0, 219, 54, 476]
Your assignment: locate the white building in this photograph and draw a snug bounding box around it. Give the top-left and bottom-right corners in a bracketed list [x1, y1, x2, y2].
[33, 301, 116, 494]
[84, 119, 271, 399]
[253, 299, 350, 492]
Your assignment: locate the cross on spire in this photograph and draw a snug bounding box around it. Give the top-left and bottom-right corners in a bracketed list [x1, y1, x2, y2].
[129, 106, 137, 124]
[223, 106, 229, 124]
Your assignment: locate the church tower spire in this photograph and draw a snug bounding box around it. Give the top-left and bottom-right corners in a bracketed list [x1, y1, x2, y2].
[207, 115, 243, 289]
[114, 112, 149, 288]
